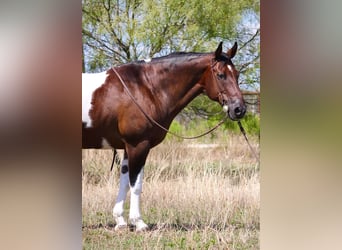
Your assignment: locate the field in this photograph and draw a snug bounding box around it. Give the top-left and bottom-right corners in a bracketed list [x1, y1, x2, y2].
[82, 132, 259, 249]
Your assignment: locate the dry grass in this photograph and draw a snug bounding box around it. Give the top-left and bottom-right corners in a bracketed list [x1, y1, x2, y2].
[82, 133, 259, 249]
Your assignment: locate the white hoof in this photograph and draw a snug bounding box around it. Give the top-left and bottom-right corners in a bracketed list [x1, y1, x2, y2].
[130, 218, 148, 232]
[114, 215, 127, 231]
[114, 223, 127, 231]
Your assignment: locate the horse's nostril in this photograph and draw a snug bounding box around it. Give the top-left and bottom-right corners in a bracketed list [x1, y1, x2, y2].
[234, 107, 242, 115]
[234, 106, 246, 118]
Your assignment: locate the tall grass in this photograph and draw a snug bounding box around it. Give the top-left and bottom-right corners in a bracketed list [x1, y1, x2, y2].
[82, 132, 259, 249]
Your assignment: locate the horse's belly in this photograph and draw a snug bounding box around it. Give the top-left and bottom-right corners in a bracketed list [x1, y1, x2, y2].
[82, 124, 125, 149]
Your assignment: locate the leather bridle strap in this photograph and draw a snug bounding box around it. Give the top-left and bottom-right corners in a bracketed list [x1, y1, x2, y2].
[210, 60, 229, 107]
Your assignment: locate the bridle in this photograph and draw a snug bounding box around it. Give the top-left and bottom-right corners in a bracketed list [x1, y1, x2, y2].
[210, 59, 230, 108]
[210, 59, 259, 162]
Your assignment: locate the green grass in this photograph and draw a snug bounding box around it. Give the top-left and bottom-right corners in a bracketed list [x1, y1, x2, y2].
[83, 226, 259, 249]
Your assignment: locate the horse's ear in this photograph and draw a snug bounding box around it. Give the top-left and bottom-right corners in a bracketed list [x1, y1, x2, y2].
[227, 42, 238, 59]
[215, 42, 223, 59]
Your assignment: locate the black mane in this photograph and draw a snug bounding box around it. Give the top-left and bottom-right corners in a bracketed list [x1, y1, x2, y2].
[133, 52, 210, 65]
[152, 52, 209, 61]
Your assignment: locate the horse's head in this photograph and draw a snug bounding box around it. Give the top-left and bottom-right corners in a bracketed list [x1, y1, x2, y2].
[202, 42, 246, 121]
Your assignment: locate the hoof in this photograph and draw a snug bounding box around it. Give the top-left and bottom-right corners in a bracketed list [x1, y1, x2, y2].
[130, 218, 149, 232]
[114, 215, 128, 231]
[114, 223, 128, 231]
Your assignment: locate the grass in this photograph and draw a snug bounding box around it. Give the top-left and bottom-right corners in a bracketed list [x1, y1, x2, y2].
[82, 132, 259, 249]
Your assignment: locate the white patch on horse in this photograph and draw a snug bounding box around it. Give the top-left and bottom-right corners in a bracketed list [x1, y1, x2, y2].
[227, 64, 233, 72]
[144, 58, 151, 63]
[129, 168, 148, 231]
[113, 158, 129, 230]
[82, 71, 108, 128]
[101, 138, 112, 149]
[113, 163, 148, 231]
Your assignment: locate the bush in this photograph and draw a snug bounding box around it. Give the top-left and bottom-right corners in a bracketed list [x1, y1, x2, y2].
[223, 113, 260, 136]
[166, 120, 184, 141]
[167, 113, 259, 142]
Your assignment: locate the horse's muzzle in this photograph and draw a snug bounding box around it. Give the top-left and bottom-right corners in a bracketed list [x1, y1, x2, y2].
[228, 100, 246, 121]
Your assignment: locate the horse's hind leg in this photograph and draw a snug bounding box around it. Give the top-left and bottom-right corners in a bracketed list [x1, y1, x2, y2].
[113, 151, 129, 231]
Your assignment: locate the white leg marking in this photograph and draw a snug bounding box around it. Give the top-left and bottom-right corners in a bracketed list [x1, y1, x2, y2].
[129, 168, 148, 231]
[82, 71, 108, 128]
[101, 138, 112, 149]
[113, 159, 129, 230]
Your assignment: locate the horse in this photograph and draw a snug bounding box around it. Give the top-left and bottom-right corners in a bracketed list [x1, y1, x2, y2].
[82, 42, 246, 231]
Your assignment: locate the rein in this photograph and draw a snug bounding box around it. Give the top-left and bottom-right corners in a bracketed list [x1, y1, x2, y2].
[110, 120, 259, 171]
[237, 120, 260, 162]
[109, 66, 259, 171]
[111, 67, 228, 140]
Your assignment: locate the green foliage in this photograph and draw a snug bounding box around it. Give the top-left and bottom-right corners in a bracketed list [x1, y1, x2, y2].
[166, 112, 259, 142]
[166, 120, 183, 141]
[241, 112, 260, 135]
[222, 113, 260, 135]
[138, 0, 254, 52]
[82, 0, 259, 71]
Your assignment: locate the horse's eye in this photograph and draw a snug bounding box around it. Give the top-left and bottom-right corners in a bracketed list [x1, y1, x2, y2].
[217, 73, 225, 80]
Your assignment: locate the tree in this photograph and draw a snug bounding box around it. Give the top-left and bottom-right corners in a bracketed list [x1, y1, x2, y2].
[83, 0, 258, 68]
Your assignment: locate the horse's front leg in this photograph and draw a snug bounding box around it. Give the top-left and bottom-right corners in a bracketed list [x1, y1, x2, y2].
[113, 152, 129, 231]
[126, 142, 150, 231]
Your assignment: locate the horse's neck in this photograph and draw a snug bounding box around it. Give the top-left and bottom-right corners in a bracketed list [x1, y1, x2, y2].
[150, 56, 210, 119]
[168, 81, 203, 118]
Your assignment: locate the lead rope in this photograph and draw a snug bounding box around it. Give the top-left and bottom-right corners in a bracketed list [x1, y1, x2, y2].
[237, 120, 260, 162]
[110, 67, 259, 170]
[111, 67, 228, 140]
[110, 149, 121, 171]
[109, 67, 228, 171]
[110, 120, 259, 170]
